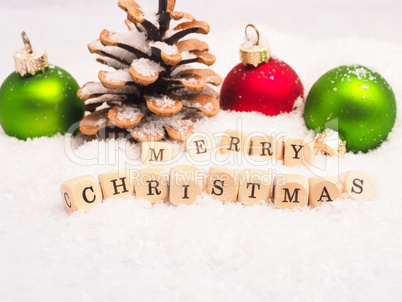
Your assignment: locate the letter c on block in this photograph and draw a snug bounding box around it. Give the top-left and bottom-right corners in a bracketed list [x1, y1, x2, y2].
[64, 192, 72, 208]
[82, 186, 96, 203]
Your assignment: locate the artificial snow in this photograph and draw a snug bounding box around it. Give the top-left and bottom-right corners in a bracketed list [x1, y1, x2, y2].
[90, 39, 136, 65]
[181, 50, 197, 60]
[104, 69, 132, 83]
[111, 29, 151, 56]
[116, 105, 145, 122]
[149, 41, 178, 55]
[1, 1, 402, 301]
[131, 58, 164, 77]
[129, 115, 165, 137]
[81, 82, 138, 97]
[148, 95, 177, 109]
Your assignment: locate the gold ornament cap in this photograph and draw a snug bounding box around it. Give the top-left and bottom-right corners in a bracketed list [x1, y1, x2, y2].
[14, 32, 49, 77]
[314, 129, 347, 158]
[240, 24, 271, 68]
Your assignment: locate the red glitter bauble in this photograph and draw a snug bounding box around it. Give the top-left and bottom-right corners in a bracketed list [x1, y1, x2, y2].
[220, 57, 304, 116]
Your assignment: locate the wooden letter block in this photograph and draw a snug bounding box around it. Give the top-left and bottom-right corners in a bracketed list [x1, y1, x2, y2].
[60, 175, 103, 213]
[169, 165, 203, 205]
[98, 168, 134, 200]
[273, 174, 309, 209]
[134, 168, 169, 204]
[185, 132, 215, 158]
[308, 176, 342, 208]
[206, 167, 239, 203]
[238, 169, 271, 206]
[221, 129, 252, 154]
[284, 139, 315, 167]
[343, 170, 377, 201]
[276, 136, 285, 161]
[250, 135, 284, 160]
[141, 142, 173, 164]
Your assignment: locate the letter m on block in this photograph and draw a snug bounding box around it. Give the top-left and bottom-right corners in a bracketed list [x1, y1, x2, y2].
[149, 148, 164, 162]
[282, 188, 300, 203]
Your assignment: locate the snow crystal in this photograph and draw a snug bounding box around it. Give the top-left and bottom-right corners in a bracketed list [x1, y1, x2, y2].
[131, 58, 164, 77]
[182, 99, 214, 112]
[141, 7, 160, 29]
[116, 105, 143, 122]
[97, 56, 128, 70]
[148, 95, 177, 108]
[81, 82, 138, 97]
[104, 69, 132, 83]
[149, 41, 178, 55]
[348, 66, 376, 80]
[111, 30, 151, 56]
[91, 40, 136, 63]
[202, 102, 215, 111]
[130, 115, 165, 137]
[181, 51, 197, 60]
[164, 114, 193, 130]
[80, 82, 108, 95]
[182, 77, 203, 85]
[92, 117, 107, 127]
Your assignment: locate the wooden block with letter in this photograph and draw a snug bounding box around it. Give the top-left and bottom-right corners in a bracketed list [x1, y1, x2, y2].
[308, 176, 342, 208]
[206, 167, 239, 203]
[343, 170, 377, 201]
[284, 138, 315, 167]
[250, 135, 284, 160]
[185, 132, 215, 158]
[141, 141, 173, 164]
[169, 165, 203, 205]
[134, 168, 169, 204]
[273, 174, 309, 209]
[221, 129, 252, 154]
[276, 135, 285, 160]
[98, 168, 134, 200]
[60, 175, 103, 213]
[238, 169, 271, 206]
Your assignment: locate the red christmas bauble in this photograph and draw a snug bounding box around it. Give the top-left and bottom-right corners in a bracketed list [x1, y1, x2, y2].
[220, 57, 304, 116]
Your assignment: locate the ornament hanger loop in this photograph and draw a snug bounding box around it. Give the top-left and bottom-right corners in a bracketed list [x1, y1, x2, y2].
[21, 31, 33, 54]
[245, 24, 260, 46]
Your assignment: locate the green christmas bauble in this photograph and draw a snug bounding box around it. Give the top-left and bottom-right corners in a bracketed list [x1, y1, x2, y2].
[304, 65, 397, 153]
[0, 65, 84, 140]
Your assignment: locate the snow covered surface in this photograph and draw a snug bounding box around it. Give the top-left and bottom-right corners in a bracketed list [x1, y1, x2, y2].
[1, 0, 402, 301]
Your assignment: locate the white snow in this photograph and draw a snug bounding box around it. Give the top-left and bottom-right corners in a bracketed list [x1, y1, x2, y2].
[148, 95, 177, 108]
[104, 69, 132, 83]
[116, 104, 145, 122]
[149, 41, 178, 55]
[111, 29, 151, 56]
[81, 82, 138, 96]
[131, 58, 164, 77]
[129, 114, 165, 137]
[1, 1, 402, 301]
[181, 50, 197, 60]
[141, 7, 160, 29]
[90, 39, 136, 64]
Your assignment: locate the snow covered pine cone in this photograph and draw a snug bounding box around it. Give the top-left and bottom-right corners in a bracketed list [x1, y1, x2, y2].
[78, 0, 222, 142]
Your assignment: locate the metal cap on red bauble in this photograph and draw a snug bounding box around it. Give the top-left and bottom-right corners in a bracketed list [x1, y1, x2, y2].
[220, 25, 304, 116]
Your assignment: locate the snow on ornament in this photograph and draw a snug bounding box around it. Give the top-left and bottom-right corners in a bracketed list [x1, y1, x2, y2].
[304, 65, 397, 153]
[220, 25, 304, 116]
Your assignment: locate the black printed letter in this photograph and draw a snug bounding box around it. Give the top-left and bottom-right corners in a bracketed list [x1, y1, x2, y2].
[351, 179, 364, 194]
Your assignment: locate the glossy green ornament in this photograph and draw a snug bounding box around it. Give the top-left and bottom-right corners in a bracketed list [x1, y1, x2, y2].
[0, 33, 84, 140]
[304, 65, 397, 153]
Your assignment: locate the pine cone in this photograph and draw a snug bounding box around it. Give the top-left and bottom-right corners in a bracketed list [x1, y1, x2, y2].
[78, 0, 222, 142]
